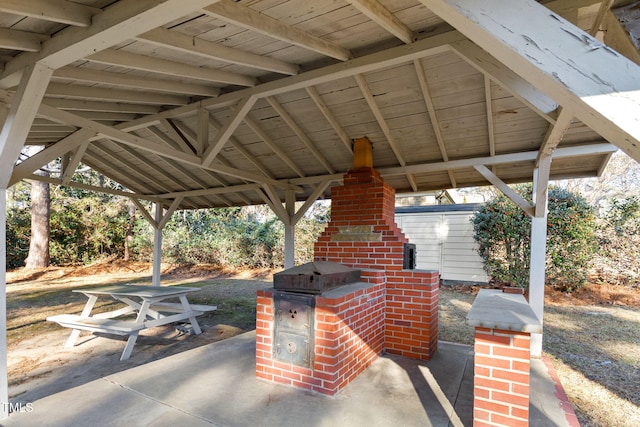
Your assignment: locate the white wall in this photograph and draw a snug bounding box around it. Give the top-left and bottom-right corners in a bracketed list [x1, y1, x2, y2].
[396, 207, 489, 283]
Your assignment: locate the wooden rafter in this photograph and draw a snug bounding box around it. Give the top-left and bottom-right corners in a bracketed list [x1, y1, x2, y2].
[45, 83, 190, 106]
[86, 49, 256, 87]
[413, 59, 455, 187]
[424, 0, 640, 163]
[54, 67, 221, 97]
[536, 108, 573, 166]
[137, 27, 299, 76]
[354, 73, 417, 191]
[0, 28, 49, 52]
[266, 96, 335, 174]
[202, 0, 351, 61]
[0, 0, 101, 27]
[0, 0, 222, 87]
[202, 96, 258, 167]
[44, 99, 160, 114]
[305, 86, 353, 154]
[345, 0, 414, 44]
[243, 115, 305, 177]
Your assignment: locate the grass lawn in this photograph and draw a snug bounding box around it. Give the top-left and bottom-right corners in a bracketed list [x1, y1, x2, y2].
[6, 263, 640, 426]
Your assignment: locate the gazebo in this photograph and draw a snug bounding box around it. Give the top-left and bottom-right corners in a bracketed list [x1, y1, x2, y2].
[1, 0, 640, 421]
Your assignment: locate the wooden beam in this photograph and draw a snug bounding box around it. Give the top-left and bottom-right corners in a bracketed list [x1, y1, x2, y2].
[86, 49, 256, 87]
[54, 66, 220, 97]
[0, 28, 49, 52]
[484, 75, 496, 157]
[0, 0, 101, 27]
[243, 115, 305, 177]
[590, 0, 615, 36]
[158, 197, 184, 229]
[208, 115, 273, 179]
[474, 164, 534, 217]
[202, 0, 351, 61]
[305, 86, 353, 154]
[266, 96, 335, 174]
[259, 184, 289, 224]
[9, 128, 95, 186]
[137, 27, 299, 76]
[345, 0, 414, 44]
[46, 83, 190, 105]
[202, 96, 257, 166]
[158, 119, 195, 154]
[355, 73, 417, 190]
[37, 103, 302, 191]
[536, 108, 573, 166]
[0, 63, 53, 188]
[158, 182, 261, 199]
[0, 0, 222, 87]
[61, 140, 90, 184]
[108, 31, 465, 132]
[292, 178, 332, 224]
[379, 142, 617, 177]
[449, 40, 558, 124]
[43, 98, 160, 114]
[414, 59, 455, 187]
[423, 0, 640, 163]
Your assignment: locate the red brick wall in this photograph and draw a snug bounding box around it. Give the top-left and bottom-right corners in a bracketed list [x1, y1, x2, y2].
[255, 272, 386, 395]
[473, 328, 532, 427]
[314, 167, 438, 360]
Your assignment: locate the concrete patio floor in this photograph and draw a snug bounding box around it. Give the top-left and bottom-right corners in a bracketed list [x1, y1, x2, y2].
[3, 331, 573, 427]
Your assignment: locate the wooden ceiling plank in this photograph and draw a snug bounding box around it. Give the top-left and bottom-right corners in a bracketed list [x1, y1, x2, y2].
[86, 49, 256, 87]
[243, 115, 305, 177]
[45, 83, 189, 106]
[0, 28, 49, 52]
[114, 31, 465, 132]
[9, 128, 95, 186]
[536, 108, 573, 166]
[0, 63, 53, 188]
[137, 27, 299, 76]
[267, 96, 335, 174]
[1, 0, 223, 87]
[202, 96, 257, 167]
[305, 86, 353, 154]
[208, 115, 273, 179]
[44, 98, 160, 114]
[449, 40, 558, 124]
[202, 0, 351, 61]
[345, 0, 414, 44]
[54, 66, 220, 97]
[424, 0, 640, 163]
[0, 0, 101, 27]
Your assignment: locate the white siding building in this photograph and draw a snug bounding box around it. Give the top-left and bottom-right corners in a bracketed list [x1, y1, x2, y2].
[396, 204, 489, 284]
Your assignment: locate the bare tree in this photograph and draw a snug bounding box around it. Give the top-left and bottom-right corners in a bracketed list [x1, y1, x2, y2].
[25, 170, 50, 268]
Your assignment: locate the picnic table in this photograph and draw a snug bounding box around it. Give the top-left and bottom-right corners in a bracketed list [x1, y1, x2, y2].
[47, 284, 217, 361]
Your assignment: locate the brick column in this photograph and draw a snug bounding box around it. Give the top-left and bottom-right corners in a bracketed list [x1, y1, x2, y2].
[466, 289, 542, 427]
[473, 328, 531, 427]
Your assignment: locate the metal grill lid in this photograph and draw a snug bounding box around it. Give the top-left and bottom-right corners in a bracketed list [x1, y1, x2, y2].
[273, 261, 361, 293]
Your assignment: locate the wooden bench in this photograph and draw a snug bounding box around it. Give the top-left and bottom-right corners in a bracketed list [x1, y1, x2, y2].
[149, 302, 217, 314]
[47, 314, 145, 336]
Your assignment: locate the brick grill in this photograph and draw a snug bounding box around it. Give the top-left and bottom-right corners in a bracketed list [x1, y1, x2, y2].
[256, 166, 439, 395]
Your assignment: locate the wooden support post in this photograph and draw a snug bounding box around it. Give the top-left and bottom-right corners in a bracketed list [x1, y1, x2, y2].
[284, 191, 296, 269]
[152, 202, 163, 287]
[0, 189, 8, 419]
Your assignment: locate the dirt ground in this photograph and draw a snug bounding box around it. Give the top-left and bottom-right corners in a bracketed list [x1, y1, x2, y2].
[5, 262, 640, 426]
[6, 262, 274, 404]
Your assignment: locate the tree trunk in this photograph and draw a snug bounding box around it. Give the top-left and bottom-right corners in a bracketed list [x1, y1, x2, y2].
[123, 199, 136, 261]
[25, 171, 50, 268]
